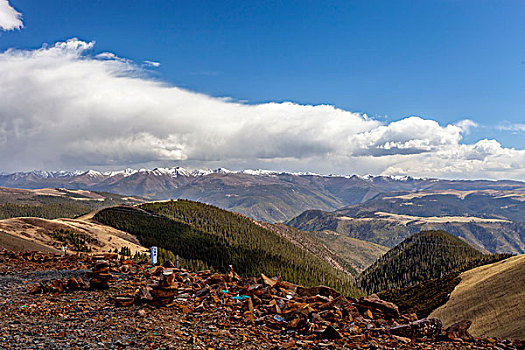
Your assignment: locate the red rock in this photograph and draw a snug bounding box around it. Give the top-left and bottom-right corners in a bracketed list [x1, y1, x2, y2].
[446, 320, 472, 340]
[137, 309, 147, 317]
[348, 334, 366, 342]
[296, 285, 340, 298]
[115, 296, 136, 307]
[354, 294, 399, 319]
[320, 325, 342, 339]
[260, 273, 278, 287]
[280, 339, 296, 349]
[9, 251, 517, 349]
[390, 318, 442, 339]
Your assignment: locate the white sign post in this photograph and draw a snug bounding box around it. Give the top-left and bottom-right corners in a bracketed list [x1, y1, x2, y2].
[151, 246, 158, 265]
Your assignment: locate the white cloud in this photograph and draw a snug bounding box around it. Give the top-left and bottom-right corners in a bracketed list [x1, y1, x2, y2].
[382, 139, 525, 180]
[351, 117, 467, 156]
[144, 60, 160, 67]
[0, 0, 22, 31]
[0, 38, 524, 180]
[498, 122, 525, 133]
[455, 119, 478, 134]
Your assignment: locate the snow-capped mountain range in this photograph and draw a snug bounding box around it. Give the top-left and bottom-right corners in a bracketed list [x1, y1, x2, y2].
[0, 166, 422, 181]
[1, 167, 523, 222]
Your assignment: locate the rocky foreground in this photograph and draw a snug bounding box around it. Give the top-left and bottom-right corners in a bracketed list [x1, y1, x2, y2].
[0, 251, 523, 350]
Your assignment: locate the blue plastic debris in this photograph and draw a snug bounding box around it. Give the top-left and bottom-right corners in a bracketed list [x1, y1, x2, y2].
[273, 315, 286, 322]
[232, 295, 250, 300]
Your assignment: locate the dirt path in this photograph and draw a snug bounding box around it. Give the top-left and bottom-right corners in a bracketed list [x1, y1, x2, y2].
[76, 210, 99, 221]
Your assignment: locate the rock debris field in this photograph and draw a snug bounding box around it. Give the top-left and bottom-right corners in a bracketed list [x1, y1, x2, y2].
[0, 250, 523, 350]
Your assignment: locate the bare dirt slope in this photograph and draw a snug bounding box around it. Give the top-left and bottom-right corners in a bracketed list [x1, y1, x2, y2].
[0, 231, 60, 253]
[0, 217, 147, 255]
[430, 254, 525, 339]
[308, 230, 389, 272]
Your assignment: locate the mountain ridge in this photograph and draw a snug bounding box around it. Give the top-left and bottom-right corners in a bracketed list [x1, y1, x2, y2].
[2, 167, 524, 223]
[286, 188, 525, 254]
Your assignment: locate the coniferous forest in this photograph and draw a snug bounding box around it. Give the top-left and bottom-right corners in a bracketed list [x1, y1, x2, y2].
[359, 230, 512, 294]
[0, 202, 91, 220]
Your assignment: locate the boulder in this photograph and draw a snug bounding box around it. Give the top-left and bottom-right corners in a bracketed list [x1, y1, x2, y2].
[354, 294, 399, 319]
[390, 318, 443, 339]
[445, 320, 472, 341]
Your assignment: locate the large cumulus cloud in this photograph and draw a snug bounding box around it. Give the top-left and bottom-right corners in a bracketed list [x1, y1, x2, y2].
[0, 38, 524, 180]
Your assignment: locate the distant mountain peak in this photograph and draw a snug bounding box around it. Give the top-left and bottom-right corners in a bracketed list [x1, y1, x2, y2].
[84, 170, 103, 177]
[149, 167, 191, 177]
[2, 166, 433, 181]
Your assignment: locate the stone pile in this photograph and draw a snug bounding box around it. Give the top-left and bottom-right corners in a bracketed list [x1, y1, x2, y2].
[150, 269, 179, 306]
[87, 260, 113, 290]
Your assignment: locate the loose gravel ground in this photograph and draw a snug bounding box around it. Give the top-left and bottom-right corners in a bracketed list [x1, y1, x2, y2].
[0, 267, 273, 349]
[0, 252, 522, 350]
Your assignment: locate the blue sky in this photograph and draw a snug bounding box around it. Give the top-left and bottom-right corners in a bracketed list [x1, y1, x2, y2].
[0, 0, 524, 179]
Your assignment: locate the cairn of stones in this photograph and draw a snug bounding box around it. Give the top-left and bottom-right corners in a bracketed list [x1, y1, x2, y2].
[88, 260, 113, 290]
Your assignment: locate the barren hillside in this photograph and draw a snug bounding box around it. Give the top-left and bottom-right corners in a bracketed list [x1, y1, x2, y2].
[0, 217, 147, 255]
[430, 255, 525, 339]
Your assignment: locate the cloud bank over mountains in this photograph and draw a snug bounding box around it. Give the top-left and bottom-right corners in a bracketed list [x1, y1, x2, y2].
[0, 38, 524, 180]
[0, 0, 22, 31]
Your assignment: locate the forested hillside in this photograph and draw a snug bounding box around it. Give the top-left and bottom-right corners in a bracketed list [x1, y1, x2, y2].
[359, 230, 511, 293]
[94, 201, 362, 296]
[0, 202, 92, 220]
[377, 272, 462, 318]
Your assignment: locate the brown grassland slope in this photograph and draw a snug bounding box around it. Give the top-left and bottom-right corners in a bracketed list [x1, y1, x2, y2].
[0, 217, 147, 255]
[0, 230, 60, 253]
[430, 254, 525, 339]
[307, 230, 389, 272]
